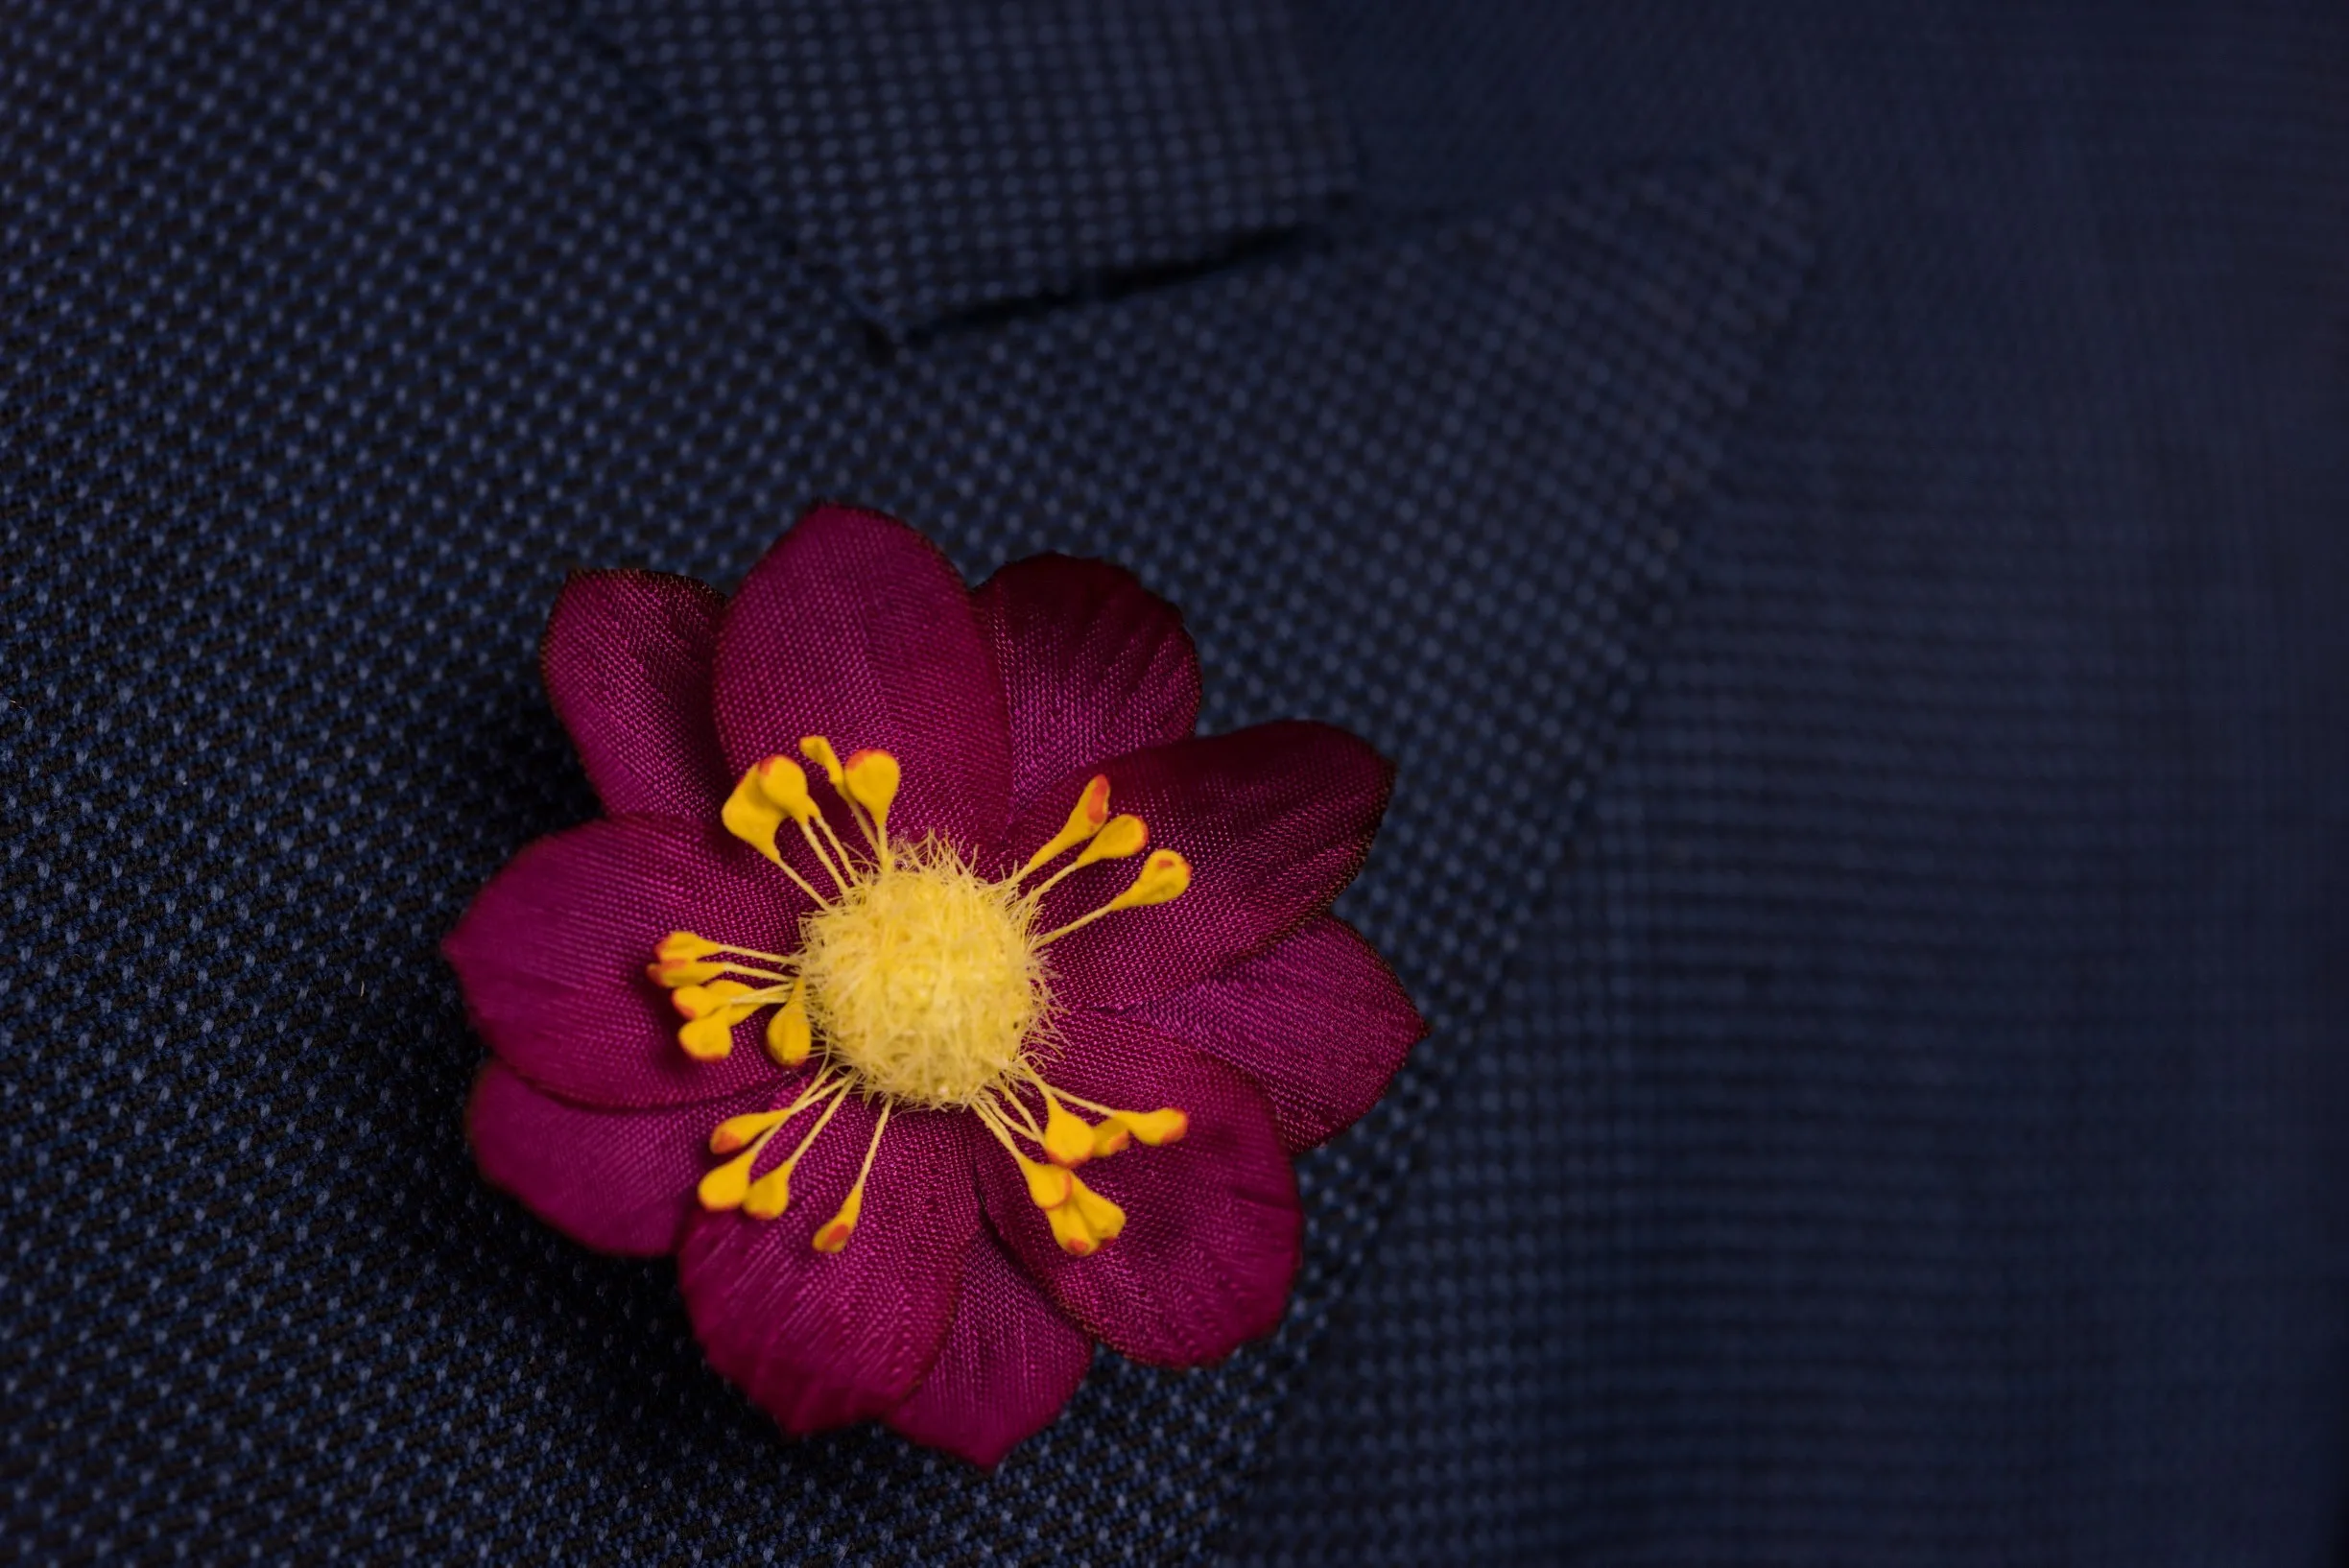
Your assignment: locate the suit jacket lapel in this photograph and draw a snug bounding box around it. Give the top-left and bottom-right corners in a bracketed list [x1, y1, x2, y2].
[0, 0, 1810, 1556]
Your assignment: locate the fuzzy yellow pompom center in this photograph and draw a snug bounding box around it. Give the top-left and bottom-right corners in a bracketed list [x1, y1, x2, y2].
[794, 845, 1044, 1108]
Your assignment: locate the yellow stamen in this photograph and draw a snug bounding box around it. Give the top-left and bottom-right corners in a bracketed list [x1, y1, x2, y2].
[700, 1077, 838, 1213]
[764, 977, 812, 1067]
[1091, 1119, 1132, 1157]
[1074, 814, 1149, 868]
[670, 979, 753, 1020]
[800, 734, 882, 856]
[709, 1109, 789, 1155]
[1106, 1106, 1188, 1147]
[699, 1145, 762, 1210]
[1035, 849, 1191, 945]
[646, 958, 724, 987]
[975, 1103, 1075, 1208]
[1015, 774, 1113, 881]
[1039, 1089, 1097, 1169]
[988, 1084, 1045, 1141]
[675, 979, 760, 1060]
[1053, 1088, 1192, 1149]
[721, 768, 788, 861]
[842, 748, 900, 849]
[721, 763, 831, 907]
[753, 755, 819, 821]
[1048, 1199, 1100, 1256]
[813, 1103, 890, 1252]
[656, 932, 723, 962]
[798, 734, 845, 790]
[665, 931, 797, 964]
[1025, 812, 1151, 904]
[1066, 1174, 1125, 1243]
[742, 1077, 852, 1220]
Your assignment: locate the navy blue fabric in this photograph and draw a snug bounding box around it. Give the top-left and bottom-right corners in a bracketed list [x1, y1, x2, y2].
[1232, 2, 2349, 1562]
[0, 0, 2342, 1564]
[574, 0, 1357, 335]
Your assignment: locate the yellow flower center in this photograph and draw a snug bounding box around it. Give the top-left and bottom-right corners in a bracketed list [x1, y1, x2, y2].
[646, 738, 1194, 1256]
[795, 844, 1042, 1108]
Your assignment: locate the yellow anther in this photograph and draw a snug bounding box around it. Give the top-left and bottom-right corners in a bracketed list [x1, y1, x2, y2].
[1072, 814, 1149, 868]
[1107, 849, 1190, 911]
[656, 931, 722, 962]
[812, 1196, 859, 1250]
[721, 767, 789, 864]
[753, 755, 821, 823]
[1015, 1152, 1074, 1210]
[1067, 1175, 1125, 1244]
[1035, 848, 1193, 945]
[1016, 774, 1113, 880]
[709, 1110, 788, 1156]
[669, 979, 752, 1021]
[721, 762, 833, 905]
[1091, 1119, 1132, 1158]
[1047, 1198, 1100, 1257]
[698, 1148, 758, 1210]
[1040, 1094, 1097, 1169]
[798, 734, 844, 789]
[646, 958, 724, 987]
[764, 978, 811, 1067]
[742, 1164, 793, 1220]
[1105, 1106, 1189, 1147]
[842, 748, 900, 839]
[678, 1013, 737, 1060]
[812, 1104, 890, 1253]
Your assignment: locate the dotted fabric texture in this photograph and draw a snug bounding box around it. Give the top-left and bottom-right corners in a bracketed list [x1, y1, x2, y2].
[0, 2, 1807, 1563]
[1232, 0, 2349, 1562]
[575, 0, 1357, 335]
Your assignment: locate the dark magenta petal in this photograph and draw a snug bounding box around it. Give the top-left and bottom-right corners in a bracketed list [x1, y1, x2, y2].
[1129, 915, 1426, 1153]
[677, 1100, 983, 1435]
[978, 1011, 1299, 1367]
[541, 569, 732, 821]
[443, 818, 807, 1108]
[1006, 722, 1393, 1009]
[971, 555, 1199, 814]
[712, 504, 1013, 853]
[884, 1230, 1093, 1466]
[468, 1061, 762, 1256]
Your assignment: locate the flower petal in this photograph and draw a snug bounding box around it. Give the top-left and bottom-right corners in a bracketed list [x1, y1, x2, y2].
[971, 555, 1199, 813]
[677, 1101, 982, 1435]
[1008, 723, 1393, 1008]
[1129, 915, 1425, 1153]
[468, 1061, 762, 1256]
[712, 503, 1014, 852]
[884, 1230, 1093, 1466]
[443, 818, 807, 1108]
[978, 1012, 1299, 1366]
[541, 569, 732, 821]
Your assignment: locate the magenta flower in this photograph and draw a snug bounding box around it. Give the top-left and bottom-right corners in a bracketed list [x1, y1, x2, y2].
[445, 503, 1422, 1464]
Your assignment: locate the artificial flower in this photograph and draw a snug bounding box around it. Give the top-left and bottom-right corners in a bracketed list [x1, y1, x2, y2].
[446, 503, 1423, 1463]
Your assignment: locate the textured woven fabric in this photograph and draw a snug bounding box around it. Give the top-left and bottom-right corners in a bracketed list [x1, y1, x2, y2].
[6, 0, 2342, 1560]
[0, 0, 1805, 1559]
[577, 0, 1356, 333]
[1231, 1, 2349, 1561]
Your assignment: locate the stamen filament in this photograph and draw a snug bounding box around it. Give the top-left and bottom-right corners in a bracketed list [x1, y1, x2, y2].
[1015, 774, 1113, 883]
[742, 1075, 853, 1220]
[974, 1103, 1076, 1210]
[795, 815, 854, 896]
[987, 1084, 1045, 1142]
[1035, 849, 1191, 945]
[814, 1103, 890, 1252]
[811, 806, 862, 881]
[842, 749, 900, 859]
